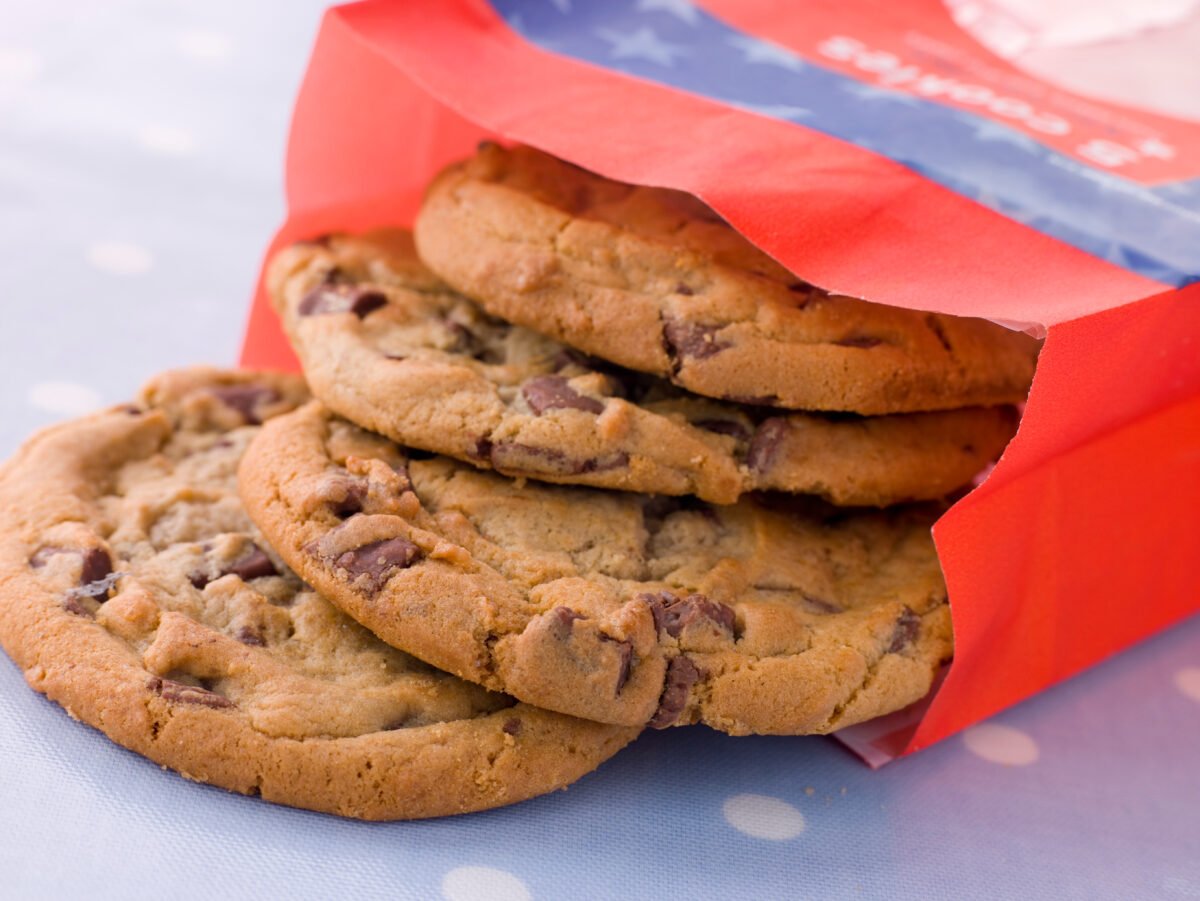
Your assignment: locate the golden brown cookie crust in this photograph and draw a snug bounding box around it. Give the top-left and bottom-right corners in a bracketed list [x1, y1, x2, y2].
[0, 368, 635, 820]
[269, 229, 1018, 505]
[414, 143, 1040, 415]
[239, 401, 955, 735]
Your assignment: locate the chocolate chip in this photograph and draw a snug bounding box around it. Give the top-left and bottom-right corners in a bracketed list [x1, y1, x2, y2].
[925, 314, 953, 353]
[721, 394, 778, 407]
[192, 544, 278, 588]
[235, 626, 266, 647]
[800, 593, 843, 614]
[62, 596, 91, 617]
[209, 385, 281, 425]
[642, 591, 735, 639]
[549, 605, 586, 640]
[693, 419, 751, 442]
[490, 442, 628, 476]
[648, 656, 702, 729]
[227, 546, 277, 582]
[469, 437, 494, 461]
[522, 376, 604, 415]
[30, 545, 112, 586]
[674, 282, 694, 296]
[502, 717, 522, 736]
[833, 335, 883, 349]
[745, 418, 790, 472]
[69, 570, 121, 601]
[150, 677, 235, 709]
[550, 347, 593, 372]
[298, 280, 387, 318]
[57, 559, 121, 614]
[602, 635, 634, 695]
[887, 607, 921, 653]
[662, 319, 730, 365]
[326, 475, 370, 518]
[330, 536, 423, 593]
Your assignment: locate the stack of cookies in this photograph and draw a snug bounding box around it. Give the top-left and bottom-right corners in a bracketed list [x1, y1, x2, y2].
[0, 143, 1038, 820]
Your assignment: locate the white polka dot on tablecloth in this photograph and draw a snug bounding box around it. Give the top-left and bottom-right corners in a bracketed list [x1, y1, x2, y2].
[722, 793, 805, 840]
[441, 866, 531, 901]
[0, 47, 42, 82]
[86, 241, 153, 276]
[962, 723, 1039, 766]
[27, 381, 104, 417]
[137, 124, 194, 156]
[177, 30, 233, 62]
[1174, 667, 1200, 703]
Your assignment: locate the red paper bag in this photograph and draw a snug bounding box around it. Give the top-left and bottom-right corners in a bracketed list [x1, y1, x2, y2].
[241, 0, 1200, 761]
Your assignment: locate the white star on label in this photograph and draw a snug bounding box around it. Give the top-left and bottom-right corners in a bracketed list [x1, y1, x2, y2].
[842, 81, 920, 106]
[732, 101, 812, 120]
[972, 120, 1039, 152]
[1137, 137, 1175, 160]
[636, 0, 700, 26]
[596, 26, 688, 66]
[727, 34, 805, 71]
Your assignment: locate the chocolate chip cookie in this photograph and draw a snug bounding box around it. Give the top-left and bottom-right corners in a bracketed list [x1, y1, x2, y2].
[0, 368, 636, 820]
[239, 401, 954, 734]
[269, 229, 1017, 505]
[414, 143, 1040, 415]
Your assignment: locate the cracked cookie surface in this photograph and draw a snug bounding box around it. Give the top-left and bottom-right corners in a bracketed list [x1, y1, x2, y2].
[0, 368, 635, 820]
[269, 229, 1018, 505]
[414, 143, 1040, 415]
[239, 401, 954, 734]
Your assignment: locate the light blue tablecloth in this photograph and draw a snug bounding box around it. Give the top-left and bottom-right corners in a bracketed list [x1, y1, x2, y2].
[1, 3, 1197, 898]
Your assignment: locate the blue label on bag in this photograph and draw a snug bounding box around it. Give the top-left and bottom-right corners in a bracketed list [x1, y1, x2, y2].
[492, 0, 1200, 286]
